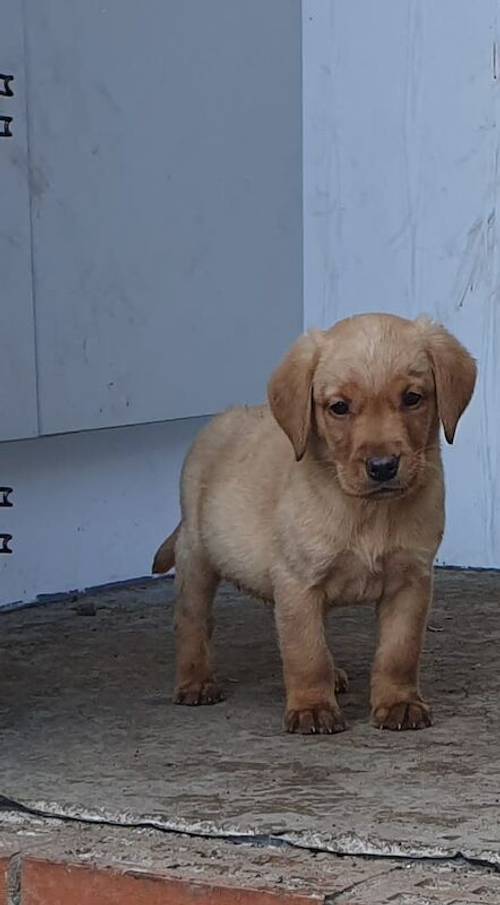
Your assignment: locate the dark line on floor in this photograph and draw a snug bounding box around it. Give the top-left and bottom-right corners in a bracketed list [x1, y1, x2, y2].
[0, 794, 498, 878]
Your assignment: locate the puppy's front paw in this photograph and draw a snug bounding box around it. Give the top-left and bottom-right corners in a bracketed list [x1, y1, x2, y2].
[285, 703, 347, 735]
[372, 699, 432, 731]
[174, 680, 225, 706]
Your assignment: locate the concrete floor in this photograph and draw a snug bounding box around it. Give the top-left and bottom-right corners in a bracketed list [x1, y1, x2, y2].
[3, 811, 500, 903]
[1, 570, 500, 901]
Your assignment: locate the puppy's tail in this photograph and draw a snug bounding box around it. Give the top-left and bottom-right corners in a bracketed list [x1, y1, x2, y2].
[152, 524, 180, 574]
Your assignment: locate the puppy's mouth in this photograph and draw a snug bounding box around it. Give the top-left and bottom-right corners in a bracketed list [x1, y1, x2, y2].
[367, 484, 406, 499]
[340, 482, 409, 500]
[335, 465, 415, 500]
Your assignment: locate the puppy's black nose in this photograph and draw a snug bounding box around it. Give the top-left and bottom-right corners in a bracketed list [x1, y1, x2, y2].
[366, 455, 399, 483]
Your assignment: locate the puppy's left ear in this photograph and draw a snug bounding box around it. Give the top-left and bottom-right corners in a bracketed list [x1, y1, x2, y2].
[268, 331, 323, 461]
[423, 322, 477, 444]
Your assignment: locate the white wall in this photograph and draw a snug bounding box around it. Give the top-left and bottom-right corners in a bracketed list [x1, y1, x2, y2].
[0, 0, 302, 607]
[0, 419, 205, 607]
[303, 0, 500, 568]
[2, 1, 497, 609]
[20, 0, 302, 437]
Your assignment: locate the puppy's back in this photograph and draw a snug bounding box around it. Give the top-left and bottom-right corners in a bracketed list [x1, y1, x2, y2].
[179, 403, 290, 584]
[182, 404, 278, 494]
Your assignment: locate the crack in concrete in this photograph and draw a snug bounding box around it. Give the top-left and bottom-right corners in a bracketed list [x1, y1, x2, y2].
[1, 793, 498, 883]
[323, 866, 398, 903]
[6, 853, 22, 905]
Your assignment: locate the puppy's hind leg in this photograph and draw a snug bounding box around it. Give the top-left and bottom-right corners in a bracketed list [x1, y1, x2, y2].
[173, 537, 223, 706]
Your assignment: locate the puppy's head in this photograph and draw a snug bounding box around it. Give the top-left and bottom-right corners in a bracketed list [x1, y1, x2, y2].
[268, 314, 476, 499]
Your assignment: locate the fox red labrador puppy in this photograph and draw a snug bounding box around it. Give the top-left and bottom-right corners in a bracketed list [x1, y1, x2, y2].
[153, 314, 476, 734]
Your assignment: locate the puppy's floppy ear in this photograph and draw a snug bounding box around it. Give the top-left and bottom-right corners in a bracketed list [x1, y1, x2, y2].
[267, 331, 323, 461]
[421, 320, 477, 444]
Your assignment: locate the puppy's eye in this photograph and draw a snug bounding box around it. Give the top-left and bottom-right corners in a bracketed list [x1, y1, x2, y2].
[329, 400, 350, 416]
[403, 391, 422, 408]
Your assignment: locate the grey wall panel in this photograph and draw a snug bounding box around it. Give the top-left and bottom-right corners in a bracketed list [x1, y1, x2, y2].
[303, 0, 499, 568]
[0, 417, 206, 606]
[24, 0, 302, 435]
[0, 4, 38, 441]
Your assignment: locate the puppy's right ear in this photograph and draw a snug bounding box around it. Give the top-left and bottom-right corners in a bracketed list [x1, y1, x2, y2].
[267, 332, 323, 461]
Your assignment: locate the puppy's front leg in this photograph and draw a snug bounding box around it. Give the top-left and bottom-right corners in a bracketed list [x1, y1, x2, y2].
[274, 575, 347, 735]
[371, 573, 433, 731]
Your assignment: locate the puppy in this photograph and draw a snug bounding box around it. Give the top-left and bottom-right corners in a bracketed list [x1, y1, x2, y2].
[153, 314, 476, 734]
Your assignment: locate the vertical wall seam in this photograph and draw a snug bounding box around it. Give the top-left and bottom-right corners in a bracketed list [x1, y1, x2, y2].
[491, 0, 500, 560]
[20, 0, 42, 437]
[300, 0, 305, 333]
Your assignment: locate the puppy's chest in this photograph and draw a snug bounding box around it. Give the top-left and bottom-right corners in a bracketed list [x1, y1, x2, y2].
[321, 551, 385, 605]
[316, 519, 401, 606]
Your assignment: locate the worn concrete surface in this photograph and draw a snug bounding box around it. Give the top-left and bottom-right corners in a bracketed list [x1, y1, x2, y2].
[0, 570, 499, 882]
[2, 810, 500, 903]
